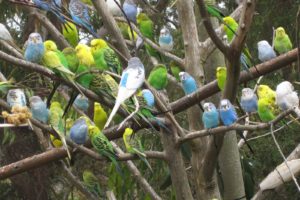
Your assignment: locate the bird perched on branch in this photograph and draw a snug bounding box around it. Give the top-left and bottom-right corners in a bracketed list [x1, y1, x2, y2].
[94, 102, 107, 131]
[29, 96, 49, 123]
[123, 0, 137, 24]
[240, 88, 258, 114]
[7, 89, 26, 107]
[216, 66, 226, 91]
[62, 47, 79, 73]
[104, 57, 145, 129]
[202, 102, 219, 129]
[257, 85, 276, 110]
[274, 27, 292, 55]
[257, 98, 275, 122]
[24, 32, 45, 64]
[276, 81, 300, 116]
[148, 64, 168, 90]
[70, 116, 90, 145]
[69, 0, 98, 37]
[257, 40, 276, 62]
[159, 27, 173, 51]
[90, 39, 122, 74]
[219, 99, 238, 126]
[123, 127, 152, 171]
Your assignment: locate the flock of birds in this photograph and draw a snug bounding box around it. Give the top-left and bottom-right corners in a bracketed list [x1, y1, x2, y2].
[0, 0, 297, 194]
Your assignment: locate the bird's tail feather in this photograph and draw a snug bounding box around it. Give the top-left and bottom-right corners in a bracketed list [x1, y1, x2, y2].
[105, 101, 121, 128]
[134, 149, 153, 172]
[53, 127, 71, 159]
[103, 151, 123, 177]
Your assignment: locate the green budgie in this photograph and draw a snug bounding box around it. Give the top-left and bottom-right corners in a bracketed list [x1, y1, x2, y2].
[82, 170, 102, 197]
[123, 127, 152, 171]
[216, 66, 226, 91]
[62, 47, 79, 73]
[90, 39, 122, 74]
[147, 64, 168, 90]
[49, 101, 71, 159]
[257, 98, 275, 122]
[274, 27, 292, 54]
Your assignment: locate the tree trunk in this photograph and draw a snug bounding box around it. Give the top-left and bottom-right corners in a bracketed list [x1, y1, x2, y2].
[218, 131, 246, 200]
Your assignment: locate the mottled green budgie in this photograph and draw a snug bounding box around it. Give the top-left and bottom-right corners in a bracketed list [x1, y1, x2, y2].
[82, 170, 102, 197]
[274, 27, 292, 54]
[90, 39, 122, 74]
[88, 125, 122, 174]
[216, 66, 226, 91]
[147, 64, 168, 90]
[49, 101, 71, 158]
[257, 98, 275, 122]
[62, 47, 79, 73]
[123, 127, 152, 171]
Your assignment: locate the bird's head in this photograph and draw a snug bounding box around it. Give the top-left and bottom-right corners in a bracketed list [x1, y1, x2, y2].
[220, 99, 231, 110]
[128, 56, 143, 67]
[257, 40, 270, 48]
[241, 88, 254, 99]
[203, 102, 216, 112]
[216, 66, 226, 77]
[179, 71, 188, 82]
[275, 27, 286, 38]
[88, 125, 100, 137]
[90, 39, 108, 52]
[137, 13, 149, 24]
[44, 40, 57, 51]
[29, 96, 42, 106]
[123, 127, 133, 137]
[276, 81, 294, 95]
[50, 101, 61, 109]
[222, 16, 237, 30]
[160, 27, 170, 37]
[257, 85, 271, 99]
[28, 32, 43, 44]
[75, 44, 89, 55]
[94, 102, 103, 112]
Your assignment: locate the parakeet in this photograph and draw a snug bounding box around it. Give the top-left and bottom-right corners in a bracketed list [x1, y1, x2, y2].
[90, 39, 122, 74]
[169, 61, 181, 81]
[257, 40, 276, 62]
[104, 57, 145, 128]
[29, 96, 49, 123]
[62, 22, 79, 47]
[94, 102, 107, 131]
[257, 98, 275, 122]
[24, 32, 45, 64]
[0, 23, 13, 42]
[106, 0, 122, 16]
[123, 128, 152, 171]
[240, 88, 258, 113]
[88, 125, 121, 173]
[33, 0, 67, 24]
[75, 43, 95, 67]
[49, 101, 71, 158]
[74, 94, 89, 112]
[141, 89, 155, 107]
[159, 27, 173, 51]
[202, 102, 219, 129]
[69, 0, 98, 37]
[123, 0, 137, 23]
[7, 89, 26, 107]
[50, 134, 63, 147]
[179, 72, 197, 94]
[90, 73, 119, 99]
[82, 170, 102, 197]
[276, 81, 300, 116]
[147, 64, 168, 90]
[216, 66, 226, 91]
[219, 99, 238, 126]
[62, 47, 79, 73]
[70, 116, 90, 145]
[274, 27, 292, 54]
[257, 85, 276, 109]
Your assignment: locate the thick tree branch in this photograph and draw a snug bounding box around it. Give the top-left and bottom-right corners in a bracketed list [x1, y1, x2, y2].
[196, 0, 229, 55]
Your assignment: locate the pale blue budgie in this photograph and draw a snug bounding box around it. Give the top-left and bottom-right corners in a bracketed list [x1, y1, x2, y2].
[179, 72, 197, 95]
[24, 32, 45, 64]
[276, 81, 300, 116]
[142, 89, 155, 107]
[257, 40, 276, 62]
[33, 0, 66, 24]
[7, 89, 27, 107]
[202, 102, 219, 129]
[69, 0, 98, 37]
[123, 0, 137, 23]
[70, 116, 90, 145]
[29, 96, 49, 123]
[240, 88, 258, 113]
[219, 99, 238, 126]
[74, 94, 89, 112]
[104, 57, 145, 128]
[159, 27, 173, 51]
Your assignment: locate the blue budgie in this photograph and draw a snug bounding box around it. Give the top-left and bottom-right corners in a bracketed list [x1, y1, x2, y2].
[74, 94, 89, 112]
[240, 88, 258, 113]
[219, 99, 238, 126]
[104, 57, 145, 128]
[123, 0, 137, 23]
[24, 32, 45, 64]
[33, 0, 66, 24]
[202, 102, 219, 129]
[179, 72, 197, 95]
[69, 0, 98, 37]
[159, 27, 173, 51]
[257, 40, 276, 62]
[7, 89, 27, 107]
[29, 96, 49, 123]
[70, 116, 90, 145]
[142, 89, 155, 107]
